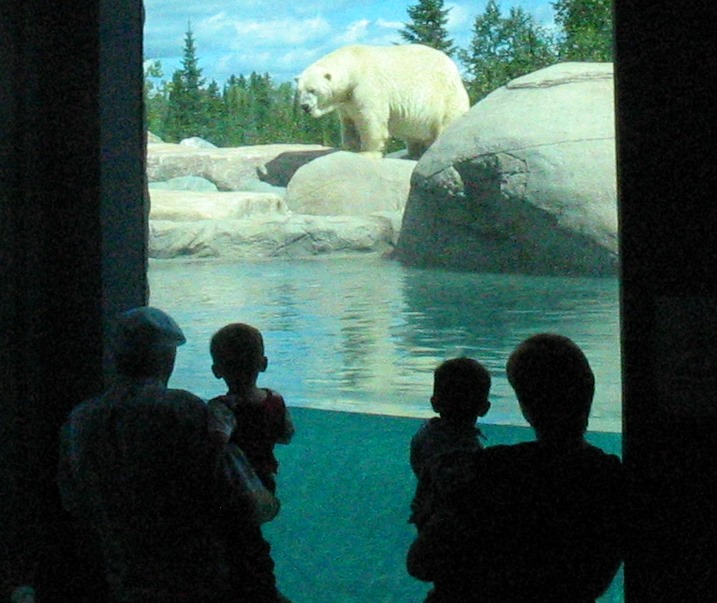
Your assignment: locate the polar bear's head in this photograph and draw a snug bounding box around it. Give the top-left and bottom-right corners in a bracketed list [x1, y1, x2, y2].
[295, 67, 338, 118]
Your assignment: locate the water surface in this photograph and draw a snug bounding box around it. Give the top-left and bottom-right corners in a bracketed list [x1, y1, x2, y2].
[149, 256, 621, 432]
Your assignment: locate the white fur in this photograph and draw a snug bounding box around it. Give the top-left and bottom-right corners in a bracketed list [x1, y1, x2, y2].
[295, 44, 470, 159]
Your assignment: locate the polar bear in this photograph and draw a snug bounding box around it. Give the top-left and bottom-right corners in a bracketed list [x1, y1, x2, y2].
[296, 44, 470, 159]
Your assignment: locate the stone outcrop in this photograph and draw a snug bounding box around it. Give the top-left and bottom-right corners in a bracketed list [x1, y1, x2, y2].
[395, 62, 618, 276]
[149, 189, 287, 221]
[149, 175, 218, 192]
[147, 142, 335, 191]
[147, 142, 413, 260]
[285, 151, 416, 216]
[150, 214, 395, 260]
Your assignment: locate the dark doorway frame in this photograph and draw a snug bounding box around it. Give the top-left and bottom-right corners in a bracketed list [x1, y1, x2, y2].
[1, 1, 715, 599]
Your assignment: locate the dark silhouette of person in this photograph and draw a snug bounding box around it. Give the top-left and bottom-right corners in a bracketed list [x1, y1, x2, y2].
[57, 307, 280, 602]
[409, 357, 491, 528]
[407, 333, 624, 603]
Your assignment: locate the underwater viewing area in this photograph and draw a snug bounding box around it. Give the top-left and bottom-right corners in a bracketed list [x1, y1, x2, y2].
[149, 256, 623, 603]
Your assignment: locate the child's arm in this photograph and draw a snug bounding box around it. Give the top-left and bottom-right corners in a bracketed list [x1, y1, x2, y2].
[276, 406, 295, 445]
[207, 398, 236, 445]
[223, 443, 280, 524]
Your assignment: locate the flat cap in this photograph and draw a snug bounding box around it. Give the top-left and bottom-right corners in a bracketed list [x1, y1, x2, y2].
[113, 306, 186, 356]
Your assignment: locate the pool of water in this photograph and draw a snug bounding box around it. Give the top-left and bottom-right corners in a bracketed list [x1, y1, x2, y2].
[149, 255, 622, 432]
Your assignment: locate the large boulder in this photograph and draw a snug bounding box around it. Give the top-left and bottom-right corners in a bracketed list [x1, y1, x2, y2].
[285, 151, 416, 216]
[395, 62, 618, 276]
[147, 143, 335, 191]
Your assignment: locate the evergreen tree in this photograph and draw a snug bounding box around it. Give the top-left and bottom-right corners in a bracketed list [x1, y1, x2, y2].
[552, 0, 613, 61]
[144, 25, 344, 148]
[460, 0, 556, 103]
[399, 0, 456, 57]
[200, 80, 225, 143]
[144, 60, 168, 138]
[163, 24, 207, 142]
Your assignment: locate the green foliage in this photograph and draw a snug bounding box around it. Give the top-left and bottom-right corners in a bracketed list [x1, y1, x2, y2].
[143, 26, 341, 148]
[460, 0, 557, 103]
[552, 0, 614, 61]
[400, 0, 456, 56]
[144, 60, 168, 136]
[162, 25, 210, 142]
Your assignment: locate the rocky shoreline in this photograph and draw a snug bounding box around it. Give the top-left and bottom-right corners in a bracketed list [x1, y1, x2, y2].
[148, 62, 618, 276]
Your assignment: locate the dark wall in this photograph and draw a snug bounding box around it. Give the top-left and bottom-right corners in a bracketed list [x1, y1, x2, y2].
[0, 0, 715, 600]
[0, 1, 146, 599]
[615, 3, 717, 600]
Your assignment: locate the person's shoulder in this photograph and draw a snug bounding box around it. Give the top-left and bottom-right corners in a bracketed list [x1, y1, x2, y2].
[68, 395, 103, 416]
[482, 441, 534, 462]
[262, 388, 288, 412]
[63, 395, 107, 431]
[416, 416, 439, 432]
[573, 442, 622, 471]
[164, 387, 210, 413]
[207, 393, 235, 409]
[410, 418, 441, 449]
[165, 387, 205, 403]
[263, 388, 285, 403]
[581, 443, 624, 482]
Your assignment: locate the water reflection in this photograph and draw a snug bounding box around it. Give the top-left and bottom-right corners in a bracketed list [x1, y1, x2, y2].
[149, 256, 621, 431]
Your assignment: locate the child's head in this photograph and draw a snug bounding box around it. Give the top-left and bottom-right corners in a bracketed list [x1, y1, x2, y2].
[506, 333, 595, 440]
[431, 357, 491, 422]
[210, 323, 268, 385]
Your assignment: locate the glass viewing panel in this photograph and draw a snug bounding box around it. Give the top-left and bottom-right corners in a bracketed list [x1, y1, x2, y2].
[143, 1, 623, 601]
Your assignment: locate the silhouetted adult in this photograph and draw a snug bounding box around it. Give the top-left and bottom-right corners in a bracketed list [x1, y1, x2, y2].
[57, 307, 275, 602]
[407, 333, 624, 603]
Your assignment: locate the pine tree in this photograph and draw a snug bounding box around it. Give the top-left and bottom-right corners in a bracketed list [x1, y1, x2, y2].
[143, 60, 168, 138]
[163, 24, 207, 142]
[399, 0, 456, 57]
[200, 80, 225, 143]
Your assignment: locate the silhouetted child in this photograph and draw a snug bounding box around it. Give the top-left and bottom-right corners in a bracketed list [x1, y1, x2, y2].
[208, 323, 294, 494]
[409, 357, 491, 527]
[208, 323, 294, 603]
[407, 334, 624, 603]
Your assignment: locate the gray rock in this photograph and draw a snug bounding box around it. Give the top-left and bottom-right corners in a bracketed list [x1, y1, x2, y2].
[286, 151, 416, 216]
[149, 190, 287, 221]
[149, 214, 395, 260]
[147, 143, 334, 191]
[149, 176, 219, 192]
[395, 62, 618, 276]
[240, 179, 287, 197]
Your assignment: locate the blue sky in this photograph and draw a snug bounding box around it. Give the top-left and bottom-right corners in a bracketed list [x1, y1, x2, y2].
[144, 0, 557, 84]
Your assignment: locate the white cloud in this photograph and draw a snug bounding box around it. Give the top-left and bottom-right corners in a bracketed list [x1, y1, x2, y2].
[226, 17, 332, 47]
[144, 0, 556, 84]
[446, 3, 472, 30]
[334, 19, 371, 44]
[376, 18, 404, 30]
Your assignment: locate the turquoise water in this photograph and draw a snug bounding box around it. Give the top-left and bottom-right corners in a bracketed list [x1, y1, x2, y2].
[149, 257, 623, 602]
[149, 256, 622, 433]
